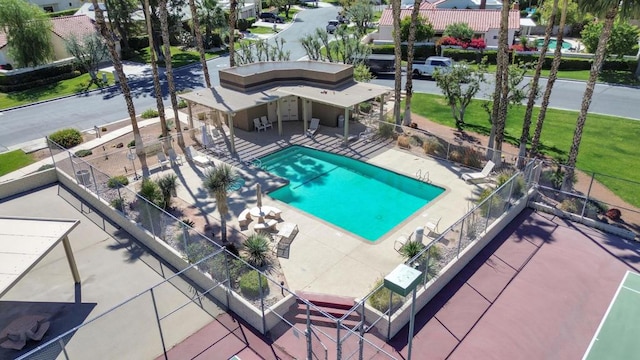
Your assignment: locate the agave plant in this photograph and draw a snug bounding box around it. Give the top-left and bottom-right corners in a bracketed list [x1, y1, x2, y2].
[399, 240, 425, 260]
[243, 233, 271, 267]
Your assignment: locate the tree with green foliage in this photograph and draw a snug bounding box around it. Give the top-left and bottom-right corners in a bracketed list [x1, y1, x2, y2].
[403, 12, 433, 125]
[202, 164, 242, 243]
[65, 34, 109, 87]
[538, 0, 583, 26]
[400, 16, 433, 43]
[347, 0, 374, 36]
[581, 20, 640, 58]
[442, 22, 474, 42]
[198, 0, 227, 49]
[0, 0, 54, 68]
[299, 27, 370, 64]
[563, 0, 640, 191]
[105, 0, 138, 54]
[434, 61, 486, 130]
[353, 63, 373, 82]
[235, 38, 290, 65]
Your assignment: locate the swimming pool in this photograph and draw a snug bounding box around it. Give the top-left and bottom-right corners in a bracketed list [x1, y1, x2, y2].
[536, 38, 572, 51]
[259, 146, 445, 241]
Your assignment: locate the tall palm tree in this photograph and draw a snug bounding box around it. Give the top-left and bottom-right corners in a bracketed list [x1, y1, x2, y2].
[144, 0, 168, 140]
[188, 0, 211, 87]
[518, 0, 559, 166]
[228, 0, 238, 67]
[202, 164, 242, 243]
[391, 0, 402, 125]
[90, 0, 149, 177]
[489, 0, 511, 165]
[158, 0, 185, 147]
[563, 0, 640, 190]
[530, 0, 569, 156]
[402, 0, 422, 126]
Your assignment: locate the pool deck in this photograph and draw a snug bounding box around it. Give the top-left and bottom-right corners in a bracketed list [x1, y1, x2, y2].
[161, 120, 486, 299]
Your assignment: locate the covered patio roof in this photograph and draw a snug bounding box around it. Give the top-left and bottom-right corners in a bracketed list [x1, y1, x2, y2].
[0, 217, 80, 298]
[178, 81, 392, 114]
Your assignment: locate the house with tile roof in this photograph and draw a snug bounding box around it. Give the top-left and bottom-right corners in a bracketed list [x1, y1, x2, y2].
[373, 9, 521, 47]
[0, 15, 99, 68]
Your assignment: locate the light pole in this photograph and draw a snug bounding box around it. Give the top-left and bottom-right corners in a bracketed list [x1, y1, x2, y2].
[384, 264, 422, 360]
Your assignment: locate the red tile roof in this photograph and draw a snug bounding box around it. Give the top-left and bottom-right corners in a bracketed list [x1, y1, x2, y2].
[378, 9, 520, 32]
[0, 15, 96, 49]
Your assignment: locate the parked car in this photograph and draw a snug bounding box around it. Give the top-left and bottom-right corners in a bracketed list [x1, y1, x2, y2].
[357, 54, 395, 75]
[259, 12, 284, 23]
[326, 20, 340, 33]
[412, 56, 454, 79]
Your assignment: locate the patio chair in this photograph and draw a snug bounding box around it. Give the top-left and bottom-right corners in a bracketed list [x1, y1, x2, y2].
[260, 116, 273, 130]
[210, 127, 223, 143]
[157, 152, 169, 170]
[394, 232, 413, 252]
[359, 127, 375, 142]
[254, 219, 278, 232]
[264, 206, 282, 220]
[306, 118, 320, 137]
[461, 160, 495, 183]
[185, 146, 212, 167]
[425, 217, 441, 238]
[254, 118, 267, 132]
[167, 148, 183, 166]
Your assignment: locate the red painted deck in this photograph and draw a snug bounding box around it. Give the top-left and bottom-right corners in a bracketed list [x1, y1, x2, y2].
[161, 209, 640, 359]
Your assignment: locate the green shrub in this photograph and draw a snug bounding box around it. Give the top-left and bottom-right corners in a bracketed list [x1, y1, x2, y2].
[236, 18, 250, 32]
[185, 241, 216, 272]
[422, 137, 445, 157]
[138, 178, 163, 207]
[377, 121, 395, 139]
[243, 233, 270, 267]
[477, 188, 505, 217]
[107, 175, 129, 188]
[46, 8, 78, 17]
[141, 108, 160, 119]
[181, 218, 195, 227]
[49, 128, 83, 149]
[127, 139, 136, 148]
[239, 270, 269, 298]
[177, 99, 188, 109]
[359, 102, 372, 113]
[37, 164, 55, 171]
[74, 149, 93, 157]
[128, 36, 150, 50]
[110, 198, 126, 212]
[367, 279, 404, 314]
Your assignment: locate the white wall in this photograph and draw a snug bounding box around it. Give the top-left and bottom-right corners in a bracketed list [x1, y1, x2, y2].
[27, 0, 83, 12]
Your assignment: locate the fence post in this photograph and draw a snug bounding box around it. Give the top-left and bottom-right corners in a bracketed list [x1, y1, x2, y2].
[90, 166, 99, 199]
[223, 251, 231, 308]
[150, 288, 168, 360]
[116, 185, 125, 216]
[336, 319, 342, 360]
[359, 301, 366, 360]
[387, 291, 392, 340]
[145, 202, 157, 240]
[258, 272, 266, 334]
[69, 152, 76, 180]
[307, 303, 313, 360]
[457, 220, 465, 258]
[581, 172, 596, 219]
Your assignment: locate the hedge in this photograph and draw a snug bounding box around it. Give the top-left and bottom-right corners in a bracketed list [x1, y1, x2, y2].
[46, 8, 78, 17]
[0, 70, 82, 93]
[442, 49, 637, 72]
[371, 44, 437, 60]
[129, 36, 150, 50]
[0, 63, 77, 86]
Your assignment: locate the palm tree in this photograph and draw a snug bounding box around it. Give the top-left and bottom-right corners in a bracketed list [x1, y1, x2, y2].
[563, 0, 640, 190]
[518, 0, 559, 166]
[157, 173, 179, 210]
[402, 0, 422, 126]
[143, 0, 168, 140]
[188, 0, 211, 87]
[90, 0, 149, 177]
[228, 0, 238, 67]
[243, 233, 270, 267]
[202, 164, 242, 243]
[391, 0, 402, 125]
[158, 0, 185, 147]
[530, 0, 569, 156]
[489, 0, 511, 165]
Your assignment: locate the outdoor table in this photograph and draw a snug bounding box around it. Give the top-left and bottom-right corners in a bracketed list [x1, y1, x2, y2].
[249, 207, 267, 223]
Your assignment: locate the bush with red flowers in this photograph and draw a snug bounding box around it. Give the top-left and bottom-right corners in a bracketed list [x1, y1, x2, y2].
[440, 37, 486, 50]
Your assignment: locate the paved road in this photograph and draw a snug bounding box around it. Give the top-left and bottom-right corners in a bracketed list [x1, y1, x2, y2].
[0, 3, 638, 152]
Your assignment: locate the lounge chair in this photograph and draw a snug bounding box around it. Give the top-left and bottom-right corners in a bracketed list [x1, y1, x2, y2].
[260, 116, 273, 130]
[359, 127, 375, 142]
[167, 148, 183, 166]
[185, 146, 212, 167]
[394, 232, 413, 252]
[264, 206, 282, 220]
[210, 127, 223, 143]
[157, 152, 169, 170]
[254, 118, 267, 132]
[461, 160, 495, 183]
[306, 118, 320, 137]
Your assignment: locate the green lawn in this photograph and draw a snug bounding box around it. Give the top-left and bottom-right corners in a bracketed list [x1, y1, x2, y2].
[410, 93, 640, 207]
[0, 72, 115, 110]
[128, 46, 220, 68]
[0, 150, 35, 176]
[278, 8, 299, 22]
[247, 26, 277, 35]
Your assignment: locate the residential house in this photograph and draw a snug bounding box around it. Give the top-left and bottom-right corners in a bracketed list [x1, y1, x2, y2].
[0, 15, 98, 68]
[27, 0, 83, 13]
[374, 9, 521, 47]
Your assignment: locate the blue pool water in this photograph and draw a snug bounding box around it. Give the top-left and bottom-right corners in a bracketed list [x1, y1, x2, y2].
[536, 38, 572, 50]
[259, 146, 445, 241]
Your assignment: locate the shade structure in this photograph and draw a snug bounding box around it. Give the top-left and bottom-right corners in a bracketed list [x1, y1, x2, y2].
[256, 183, 262, 209]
